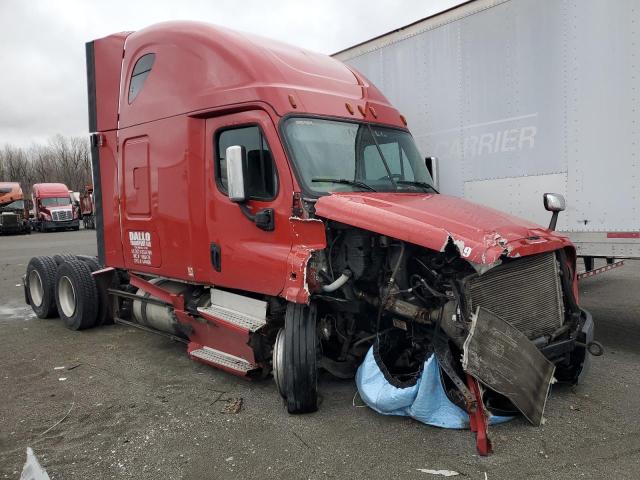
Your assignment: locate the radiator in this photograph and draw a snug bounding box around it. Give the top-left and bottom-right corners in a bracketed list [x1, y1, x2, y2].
[467, 251, 565, 339]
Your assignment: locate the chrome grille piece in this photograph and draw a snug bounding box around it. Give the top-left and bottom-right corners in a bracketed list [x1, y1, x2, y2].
[52, 209, 72, 222]
[0, 213, 19, 225]
[467, 252, 565, 338]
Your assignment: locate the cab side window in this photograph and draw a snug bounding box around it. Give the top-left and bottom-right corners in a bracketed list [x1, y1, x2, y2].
[128, 53, 155, 103]
[216, 126, 277, 200]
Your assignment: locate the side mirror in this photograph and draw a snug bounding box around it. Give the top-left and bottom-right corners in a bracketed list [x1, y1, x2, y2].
[543, 193, 565, 230]
[226, 145, 247, 203]
[425, 156, 439, 191]
[543, 193, 565, 212]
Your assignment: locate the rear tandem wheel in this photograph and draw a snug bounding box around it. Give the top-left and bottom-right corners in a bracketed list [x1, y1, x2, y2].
[54, 259, 99, 330]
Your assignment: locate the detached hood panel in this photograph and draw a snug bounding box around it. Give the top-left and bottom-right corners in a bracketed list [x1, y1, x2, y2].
[314, 193, 573, 265]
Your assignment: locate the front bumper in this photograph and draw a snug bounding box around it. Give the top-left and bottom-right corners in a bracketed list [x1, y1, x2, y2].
[42, 219, 79, 230]
[538, 308, 595, 384]
[575, 308, 594, 383]
[0, 222, 30, 234]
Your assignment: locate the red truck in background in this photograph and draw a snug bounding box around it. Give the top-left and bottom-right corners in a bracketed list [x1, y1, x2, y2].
[32, 183, 80, 232]
[79, 185, 95, 229]
[23, 21, 600, 453]
[0, 182, 31, 234]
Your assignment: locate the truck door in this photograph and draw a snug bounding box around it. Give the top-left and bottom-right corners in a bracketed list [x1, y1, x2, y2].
[120, 135, 159, 269]
[204, 110, 294, 295]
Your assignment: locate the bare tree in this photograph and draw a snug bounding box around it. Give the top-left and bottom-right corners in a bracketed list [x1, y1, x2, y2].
[0, 136, 92, 196]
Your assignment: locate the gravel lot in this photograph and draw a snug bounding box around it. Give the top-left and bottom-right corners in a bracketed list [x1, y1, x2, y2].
[1, 230, 639, 479]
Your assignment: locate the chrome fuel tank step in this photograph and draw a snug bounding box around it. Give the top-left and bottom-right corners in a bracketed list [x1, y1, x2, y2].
[189, 345, 258, 374]
[197, 288, 267, 332]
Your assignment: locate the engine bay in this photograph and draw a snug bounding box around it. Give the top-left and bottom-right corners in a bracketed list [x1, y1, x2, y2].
[296, 223, 592, 421]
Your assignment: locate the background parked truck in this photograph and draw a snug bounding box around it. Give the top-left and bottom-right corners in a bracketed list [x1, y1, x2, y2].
[0, 182, 31, 234]
[334, 0, 640, 269]
[32, 183, 79, 232]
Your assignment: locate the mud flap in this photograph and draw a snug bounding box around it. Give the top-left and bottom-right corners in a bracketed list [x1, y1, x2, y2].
[462, 307, 555, 426]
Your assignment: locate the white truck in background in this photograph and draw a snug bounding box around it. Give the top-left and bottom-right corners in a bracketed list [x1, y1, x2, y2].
[335, 0, 640, 271]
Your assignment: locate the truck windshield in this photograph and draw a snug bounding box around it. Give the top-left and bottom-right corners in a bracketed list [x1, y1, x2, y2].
[0, 199, 24, 210]
[282, 117, 435, 195]
[41, 197, 71, 207]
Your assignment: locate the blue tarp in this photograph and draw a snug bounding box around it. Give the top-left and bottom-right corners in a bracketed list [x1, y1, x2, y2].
[355, 346, 513, 429]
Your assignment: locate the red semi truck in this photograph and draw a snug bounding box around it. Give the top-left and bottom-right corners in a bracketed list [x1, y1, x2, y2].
[0, 182, 31, 234]
[32, 183, 80, 232]
[24, 22, 598, 438]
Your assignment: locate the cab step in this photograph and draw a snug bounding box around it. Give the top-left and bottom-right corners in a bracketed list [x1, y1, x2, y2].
[189, 344, 258, 374]
[197, 288, 267, 332]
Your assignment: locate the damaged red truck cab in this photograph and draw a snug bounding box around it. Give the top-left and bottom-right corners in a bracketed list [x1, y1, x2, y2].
[26, 21, 595, 433]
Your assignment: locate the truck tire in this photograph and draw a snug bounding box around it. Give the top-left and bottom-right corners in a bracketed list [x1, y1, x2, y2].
[77, 256, 112, 326]
[282, 302, 319, 414]
[78, 256, 101, 272]
[55, 259, 98, 330]
[26, 256, 59, 318]
[53, 253, 77, 266]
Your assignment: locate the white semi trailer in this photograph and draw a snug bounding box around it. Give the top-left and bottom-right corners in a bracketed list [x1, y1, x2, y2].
[335, 0, 640, 269]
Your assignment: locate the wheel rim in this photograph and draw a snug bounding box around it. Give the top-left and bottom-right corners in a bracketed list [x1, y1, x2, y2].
[272, 328, 286, 397]
[28, 270, 44, 307]
[58, 275, 77, 317]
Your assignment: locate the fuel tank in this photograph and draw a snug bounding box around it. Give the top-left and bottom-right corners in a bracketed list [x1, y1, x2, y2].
[132, 279, 208, 337]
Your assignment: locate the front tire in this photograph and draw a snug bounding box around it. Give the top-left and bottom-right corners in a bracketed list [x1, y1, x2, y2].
[281, 302, 319, 414]
[55, 260, 98, 330]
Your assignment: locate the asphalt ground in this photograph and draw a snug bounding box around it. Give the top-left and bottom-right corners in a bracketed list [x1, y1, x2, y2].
[1, 229, 639, 479]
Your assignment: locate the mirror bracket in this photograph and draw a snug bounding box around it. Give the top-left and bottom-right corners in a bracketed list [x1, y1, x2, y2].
[239, 204, 274, 231]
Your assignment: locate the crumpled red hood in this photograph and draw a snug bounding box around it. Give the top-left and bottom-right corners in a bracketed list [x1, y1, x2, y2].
[314, 192, 573, 265]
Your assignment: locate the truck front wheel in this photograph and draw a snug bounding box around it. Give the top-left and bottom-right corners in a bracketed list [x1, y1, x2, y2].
[274, 302, 319, 414]
[55, 259, 98, 330]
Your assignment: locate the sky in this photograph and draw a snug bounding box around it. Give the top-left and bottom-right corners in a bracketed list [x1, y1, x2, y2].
[0, 0, 462, 146]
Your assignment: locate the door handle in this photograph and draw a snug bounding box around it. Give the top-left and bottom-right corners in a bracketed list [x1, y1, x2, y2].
[210, 242, 221, 272]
